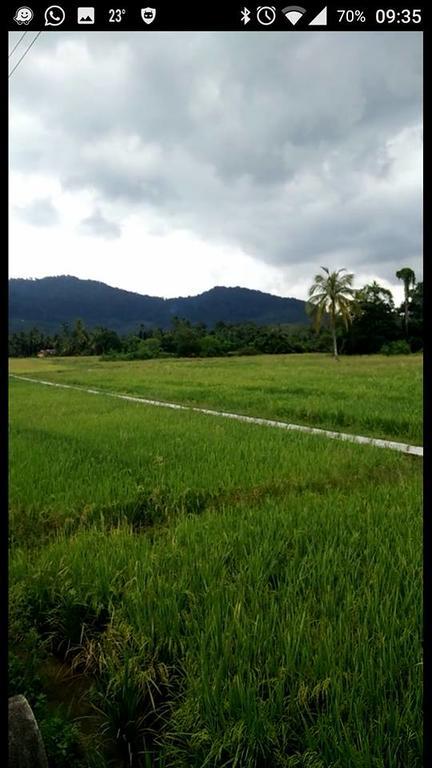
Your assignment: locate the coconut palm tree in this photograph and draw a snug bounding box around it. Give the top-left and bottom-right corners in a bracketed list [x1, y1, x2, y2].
[307, 267, 354, 359]
[396, 267, 416, 335]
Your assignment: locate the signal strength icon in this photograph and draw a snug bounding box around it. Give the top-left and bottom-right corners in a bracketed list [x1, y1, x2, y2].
[282, 5, 306, 25]
[309, 6, 327, 25]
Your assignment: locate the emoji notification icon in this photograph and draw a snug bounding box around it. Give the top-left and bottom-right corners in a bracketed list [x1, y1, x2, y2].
[13, 6, 34, 25]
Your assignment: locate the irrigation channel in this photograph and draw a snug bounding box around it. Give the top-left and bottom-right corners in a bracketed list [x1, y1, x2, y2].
[9, 374, 423, 457]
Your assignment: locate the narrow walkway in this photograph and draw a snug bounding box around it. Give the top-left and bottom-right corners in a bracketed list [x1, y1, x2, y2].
[9, 374, 423, 457]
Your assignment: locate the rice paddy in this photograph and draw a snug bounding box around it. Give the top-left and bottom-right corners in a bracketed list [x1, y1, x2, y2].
[8, 354, 423, 767]
[9, 353, 423, 443]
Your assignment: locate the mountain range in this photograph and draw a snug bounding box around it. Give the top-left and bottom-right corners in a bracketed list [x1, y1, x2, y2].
[9, 276, 308, 334]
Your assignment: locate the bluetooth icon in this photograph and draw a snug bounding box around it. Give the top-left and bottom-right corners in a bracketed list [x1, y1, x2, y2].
[241, 6, 251, 25]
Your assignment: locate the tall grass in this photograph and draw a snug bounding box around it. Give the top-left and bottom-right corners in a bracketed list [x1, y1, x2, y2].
[11, 481, 422, 766]
[8, 361, 423, 766]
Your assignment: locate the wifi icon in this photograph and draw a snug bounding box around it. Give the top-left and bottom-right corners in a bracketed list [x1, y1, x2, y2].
[282, 5, 306, 25]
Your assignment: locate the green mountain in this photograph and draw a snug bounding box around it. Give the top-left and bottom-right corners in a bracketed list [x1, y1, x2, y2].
[9, 276, 308, 333]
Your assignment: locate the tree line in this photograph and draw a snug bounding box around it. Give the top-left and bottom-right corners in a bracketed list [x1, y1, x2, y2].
[9, 270, 422, 359]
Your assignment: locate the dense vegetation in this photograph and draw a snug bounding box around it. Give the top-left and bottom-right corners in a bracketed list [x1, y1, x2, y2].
[9, 366, 423, 767]
[8, 278, 423, 359]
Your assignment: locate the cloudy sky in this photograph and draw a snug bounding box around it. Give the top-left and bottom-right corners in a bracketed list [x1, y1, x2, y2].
[9, 31, 422, 302]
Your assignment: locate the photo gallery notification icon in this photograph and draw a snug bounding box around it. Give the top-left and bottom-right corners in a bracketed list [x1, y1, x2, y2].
[78, 7, 95, 24]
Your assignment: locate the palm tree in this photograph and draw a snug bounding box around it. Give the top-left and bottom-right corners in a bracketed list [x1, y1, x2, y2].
[396, 267, 416, 335]
[307, 267, 354, 359]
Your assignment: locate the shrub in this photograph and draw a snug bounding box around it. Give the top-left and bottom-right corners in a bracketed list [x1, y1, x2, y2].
[199, 335, 225, 357]
[135, 338, 161, 360]
[380, 340, 411, 355]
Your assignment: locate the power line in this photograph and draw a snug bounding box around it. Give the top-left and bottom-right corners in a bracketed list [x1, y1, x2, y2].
[9, 31, 28, 59]
[9, 31, 42, 79]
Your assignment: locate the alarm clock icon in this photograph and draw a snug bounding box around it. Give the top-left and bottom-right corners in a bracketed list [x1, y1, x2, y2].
[257, 6, 276, 25]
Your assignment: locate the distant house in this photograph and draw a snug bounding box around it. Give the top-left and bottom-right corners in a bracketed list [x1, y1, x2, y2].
[37, 349, 56, 358]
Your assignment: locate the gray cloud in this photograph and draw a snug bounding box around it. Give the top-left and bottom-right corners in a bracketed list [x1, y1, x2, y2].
[9, 31, 422, 288]
[15, 197, 59, 227]
[80, 209, 121, 239]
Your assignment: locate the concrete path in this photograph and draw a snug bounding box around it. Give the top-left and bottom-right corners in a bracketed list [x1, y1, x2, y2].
[9, 374, 423, 457]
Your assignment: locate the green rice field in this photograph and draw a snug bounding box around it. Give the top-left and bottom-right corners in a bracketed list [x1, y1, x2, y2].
[8, 354, 423, 767]
[9, 353, 423, 443]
